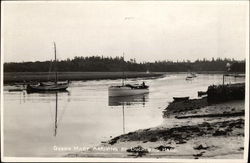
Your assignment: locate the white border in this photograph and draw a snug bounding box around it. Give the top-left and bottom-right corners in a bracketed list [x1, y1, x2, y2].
[243, 1, 249, 162]
[1, 0, 5, 161]
[1, 1, 249, 162]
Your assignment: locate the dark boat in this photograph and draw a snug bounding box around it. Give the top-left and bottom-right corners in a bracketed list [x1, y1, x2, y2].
[27, 82, 69, 93]
[26, 42, 69, 93]
[173, 96, 189, 102]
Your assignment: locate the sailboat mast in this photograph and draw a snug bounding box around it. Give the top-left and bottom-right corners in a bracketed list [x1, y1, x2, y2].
[54, 92, 58, 136]
[54, 42, 58, 85]
[122, 53, 125, 86]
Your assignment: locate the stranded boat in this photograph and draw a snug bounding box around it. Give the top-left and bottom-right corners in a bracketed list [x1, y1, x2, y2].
[173, 96, 189, 102]
[26, 42, 69, 93]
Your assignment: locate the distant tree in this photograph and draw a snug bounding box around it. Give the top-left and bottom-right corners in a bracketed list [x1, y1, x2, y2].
[3, 56, 245, 73]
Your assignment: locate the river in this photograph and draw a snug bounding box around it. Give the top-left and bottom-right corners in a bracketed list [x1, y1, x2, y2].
[3, 73, 245, 157]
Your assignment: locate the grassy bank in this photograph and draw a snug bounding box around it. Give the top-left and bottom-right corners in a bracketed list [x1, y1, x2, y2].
[4, 72, 165, 84]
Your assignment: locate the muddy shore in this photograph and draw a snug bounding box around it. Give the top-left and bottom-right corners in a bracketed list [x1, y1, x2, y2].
[67, 99, 245, 159]
[65, 82, 245, 159]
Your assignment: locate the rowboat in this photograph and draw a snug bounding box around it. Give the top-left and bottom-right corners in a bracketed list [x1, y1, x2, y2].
[173, 96, 189, 102]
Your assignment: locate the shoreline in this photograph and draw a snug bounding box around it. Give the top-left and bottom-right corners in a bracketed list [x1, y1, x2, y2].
[67, 99, 245, 159]
[3, 72, 165, 84]
[3, 71, 245, 84]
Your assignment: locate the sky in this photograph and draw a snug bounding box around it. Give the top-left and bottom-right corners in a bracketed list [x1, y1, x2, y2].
[2, 1, 249, 63]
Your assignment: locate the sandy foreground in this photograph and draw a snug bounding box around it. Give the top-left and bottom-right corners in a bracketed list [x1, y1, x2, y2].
[66, 100, 245, 159]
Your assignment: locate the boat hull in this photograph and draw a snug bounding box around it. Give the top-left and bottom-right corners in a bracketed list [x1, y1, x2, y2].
[27, 83, 68, 93]
[108, 86, 149, 97]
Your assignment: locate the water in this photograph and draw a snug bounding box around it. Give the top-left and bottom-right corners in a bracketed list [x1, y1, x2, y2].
[3, 73, 244, 157]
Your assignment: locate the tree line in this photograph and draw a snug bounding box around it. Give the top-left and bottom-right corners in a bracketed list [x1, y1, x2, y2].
[4, 56, 245, 72]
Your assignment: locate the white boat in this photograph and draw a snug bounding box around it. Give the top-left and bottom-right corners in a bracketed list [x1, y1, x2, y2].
[109, 84, 149, 97]
[108, 53, 149, 97]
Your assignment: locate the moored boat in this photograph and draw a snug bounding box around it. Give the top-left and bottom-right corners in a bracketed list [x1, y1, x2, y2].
[26, 42, 69, 93]
[27, 82, 69, 92]
[109, 84, 149, 97]
[185, 75, 193, 80]
[108, 53, 149, 97]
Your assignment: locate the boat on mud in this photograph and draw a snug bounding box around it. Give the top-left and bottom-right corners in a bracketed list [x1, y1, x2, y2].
[173, 96, 189, 102]
[26, 42, 69, 93]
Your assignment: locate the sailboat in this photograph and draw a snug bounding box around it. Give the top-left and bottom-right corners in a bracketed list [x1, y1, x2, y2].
[26, 42, 69, 92]
[108, 54, 149, 97]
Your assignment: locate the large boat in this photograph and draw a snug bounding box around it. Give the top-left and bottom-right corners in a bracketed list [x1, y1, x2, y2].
[108, 83, 149, 97]
[26, 42, 69, 93]
[108, 54, 149, 97]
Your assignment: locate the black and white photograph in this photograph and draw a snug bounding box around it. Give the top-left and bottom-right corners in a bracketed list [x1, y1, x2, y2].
[1, 1, 249, 162]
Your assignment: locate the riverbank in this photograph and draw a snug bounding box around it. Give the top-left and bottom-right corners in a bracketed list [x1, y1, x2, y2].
[4, 71, 246, 84]
[3, 72, 164, 84]
[67, 98, 245, 159]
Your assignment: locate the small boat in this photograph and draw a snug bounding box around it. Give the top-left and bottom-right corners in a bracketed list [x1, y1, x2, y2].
[186, 72, 197, 80]
[26, 42, 69, 93]
[185, 75, 193, 80]
[173, 96, 189, 102]
[198, 91, 207, 97]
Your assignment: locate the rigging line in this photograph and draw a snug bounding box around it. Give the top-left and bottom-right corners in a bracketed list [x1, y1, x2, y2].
[47, 59, 53, 81]
[48, 97, 55, 132]
[57, 98, 69, 125]
[56, 93, 71, 126]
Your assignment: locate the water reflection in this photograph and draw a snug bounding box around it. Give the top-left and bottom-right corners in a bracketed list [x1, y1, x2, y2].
[24, 91, 70, 137]
[108, 93, 149, 106]
[108, 94, 149, 134]
[54, 92, 58, 137]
